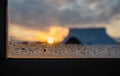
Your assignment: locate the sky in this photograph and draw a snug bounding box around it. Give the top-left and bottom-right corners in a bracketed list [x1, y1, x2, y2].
[8, 0, 120, 43]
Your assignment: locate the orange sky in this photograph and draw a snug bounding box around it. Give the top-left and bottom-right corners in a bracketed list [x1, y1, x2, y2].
[9, 24, 69, 43]
[8, 23, 120, 43]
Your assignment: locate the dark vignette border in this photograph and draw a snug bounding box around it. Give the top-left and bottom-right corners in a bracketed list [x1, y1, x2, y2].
[0, 0, 7, 61]
[0, 0, 120, 75]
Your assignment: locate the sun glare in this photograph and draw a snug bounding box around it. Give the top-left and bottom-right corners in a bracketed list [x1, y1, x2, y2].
[47, 37, 54, 44]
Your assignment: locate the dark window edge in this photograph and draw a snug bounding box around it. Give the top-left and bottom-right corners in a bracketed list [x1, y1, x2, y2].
[0, 0, 7, 62]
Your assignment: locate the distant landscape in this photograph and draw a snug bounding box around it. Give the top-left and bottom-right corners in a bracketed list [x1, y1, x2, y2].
[114, 38, 120, 44]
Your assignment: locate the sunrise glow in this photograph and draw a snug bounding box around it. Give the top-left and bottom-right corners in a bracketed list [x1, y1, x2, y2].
[9, 25, 69, 43]
[47, 37, 54, 44]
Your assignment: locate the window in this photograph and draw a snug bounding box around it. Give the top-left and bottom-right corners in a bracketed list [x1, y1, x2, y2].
[0, 1, 120, 75]
[7, 0, 120, 58]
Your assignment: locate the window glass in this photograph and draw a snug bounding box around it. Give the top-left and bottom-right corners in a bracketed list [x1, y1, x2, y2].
[8, 0, 120, 58]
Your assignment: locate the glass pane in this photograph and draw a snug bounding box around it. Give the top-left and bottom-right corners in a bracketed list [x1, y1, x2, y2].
[7, 0, 120, 58]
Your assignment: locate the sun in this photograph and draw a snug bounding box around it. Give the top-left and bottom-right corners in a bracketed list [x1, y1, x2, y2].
[47, 37, 54, 44]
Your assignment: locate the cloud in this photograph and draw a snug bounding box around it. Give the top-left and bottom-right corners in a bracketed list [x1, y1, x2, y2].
[8, 0, 120, 40]
[8, 0, 120, 29]
[8, 0, 58, 30]
[9, 24, 69, 43]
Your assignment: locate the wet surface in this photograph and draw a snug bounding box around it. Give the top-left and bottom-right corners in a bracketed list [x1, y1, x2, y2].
[7, 42, 120, 58]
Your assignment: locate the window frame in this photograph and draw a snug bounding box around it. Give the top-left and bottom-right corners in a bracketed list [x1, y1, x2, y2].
[0, 0, 7, 62]
[0, 0, 120, 74]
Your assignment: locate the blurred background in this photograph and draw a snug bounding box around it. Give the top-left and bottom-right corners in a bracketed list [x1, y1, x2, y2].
[8, 0, 120, 44]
